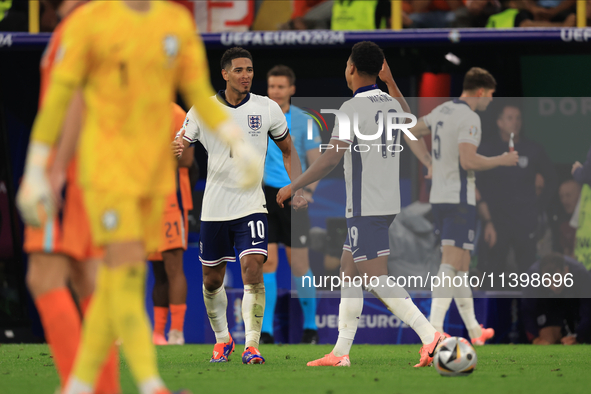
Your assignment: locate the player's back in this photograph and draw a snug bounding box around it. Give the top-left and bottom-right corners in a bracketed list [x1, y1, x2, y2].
[423, 99, 481, 205]
[55, 1, 197, 196]
[336, 87, 403, 218]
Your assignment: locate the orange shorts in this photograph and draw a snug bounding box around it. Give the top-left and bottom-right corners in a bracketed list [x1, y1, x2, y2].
[147, 191, 189, 261]
[24, 182, 103, 262]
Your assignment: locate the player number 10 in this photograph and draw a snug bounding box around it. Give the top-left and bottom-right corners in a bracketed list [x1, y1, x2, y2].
[248, 220, 265, 239]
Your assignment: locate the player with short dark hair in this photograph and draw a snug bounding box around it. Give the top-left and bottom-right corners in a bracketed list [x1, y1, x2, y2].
[407, 67, 519, 346]
[220, 47, 254, 71]
[174, 47, 307, 364]
[349, 41, 385, 76]
[277, 41, 442, 368]
[462, 67, 497, 92]
[261, 64, 321, 344]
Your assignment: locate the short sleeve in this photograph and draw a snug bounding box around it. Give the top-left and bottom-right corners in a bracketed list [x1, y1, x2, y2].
[51, 7, 92, 86]
[457, 112, 481, 147]
[330, 102, 353, 145]
[181, 107, 201, 143]
[268, 99, 289, 141]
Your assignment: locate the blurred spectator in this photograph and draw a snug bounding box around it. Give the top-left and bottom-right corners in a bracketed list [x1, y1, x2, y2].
[486, 0, 575, 27]
[0, 0, 59, 32]
[572, 144, 591, 269]
[521, 253, 591, 345]
[0, 0, 11, 20]
[554, 180, 580, 256]
[477, 105, 558, 276]
[281, 0, 333, 30]
[454, 0, 502, 27]
[0, 0, 28, 31]
[404, 0, 464, 28]
[292, 0, 327, 18]
[331, 0, 391, 30]
[527, 0, 576, 22]
[572, 145, 591, 186]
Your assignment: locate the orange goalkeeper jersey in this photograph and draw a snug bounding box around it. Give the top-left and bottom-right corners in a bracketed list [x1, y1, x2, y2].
[49, 1, 220, 196]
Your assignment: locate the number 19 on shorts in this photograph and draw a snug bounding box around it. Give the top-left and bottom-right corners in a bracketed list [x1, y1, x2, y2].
[348, 226, 358, 247]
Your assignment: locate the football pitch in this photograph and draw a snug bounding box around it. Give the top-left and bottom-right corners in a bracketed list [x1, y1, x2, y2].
[1, 344, 590, 394]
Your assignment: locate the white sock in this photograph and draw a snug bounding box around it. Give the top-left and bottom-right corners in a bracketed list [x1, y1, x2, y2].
[138, 377, 166, 394]
[243, 283, 265, 349]
[430, 264, 456, 333]
[454, 270, 482, 340]
[63, 377, 92, 394]
[367, 275, 436, 345]
[203, 284, 229, 343]
[333, 282, 363, 357]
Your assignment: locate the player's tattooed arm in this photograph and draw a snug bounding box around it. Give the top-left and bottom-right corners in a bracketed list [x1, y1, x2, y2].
[459, 143, 519, 171]
[275, 134, 307, 210]
[303, 148, 322, 203]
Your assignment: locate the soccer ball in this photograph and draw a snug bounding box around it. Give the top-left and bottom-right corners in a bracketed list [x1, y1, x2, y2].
[433, 336, 477, 377]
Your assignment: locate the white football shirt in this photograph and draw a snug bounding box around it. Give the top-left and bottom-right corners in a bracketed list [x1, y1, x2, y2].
[423, 99, 481, 206]
[182, 92, 288, 221]
[331, 86, 403, 218]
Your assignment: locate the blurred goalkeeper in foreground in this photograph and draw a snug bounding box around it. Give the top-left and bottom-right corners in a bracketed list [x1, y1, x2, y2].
[17, 1, 257, 393]
[21, 1, 119, 393]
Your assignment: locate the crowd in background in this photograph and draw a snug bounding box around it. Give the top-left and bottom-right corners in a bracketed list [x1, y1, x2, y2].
[1, 0, 591, 33]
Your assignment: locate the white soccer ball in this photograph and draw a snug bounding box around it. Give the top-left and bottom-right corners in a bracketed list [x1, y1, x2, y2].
[434, 336, 477, 377]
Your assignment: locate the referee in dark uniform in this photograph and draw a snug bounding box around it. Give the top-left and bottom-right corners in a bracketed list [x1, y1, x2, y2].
[476, 105, 558, 276]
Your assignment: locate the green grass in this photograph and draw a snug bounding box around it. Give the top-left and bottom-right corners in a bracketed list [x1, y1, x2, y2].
[1, 344, 590, 394]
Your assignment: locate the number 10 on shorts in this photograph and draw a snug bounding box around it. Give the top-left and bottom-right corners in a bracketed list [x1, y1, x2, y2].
[248, 220, 265, 239]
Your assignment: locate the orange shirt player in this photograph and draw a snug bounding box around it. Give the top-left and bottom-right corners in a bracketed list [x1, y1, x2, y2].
[22, 1, 118, 393]
[16, 1, 259, 394]
[148, 103, 194, 346]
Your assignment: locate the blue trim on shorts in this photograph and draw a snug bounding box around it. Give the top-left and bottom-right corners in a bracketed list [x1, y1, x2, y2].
[343, 215, 395, 262]
[200, 213, 268, 266]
